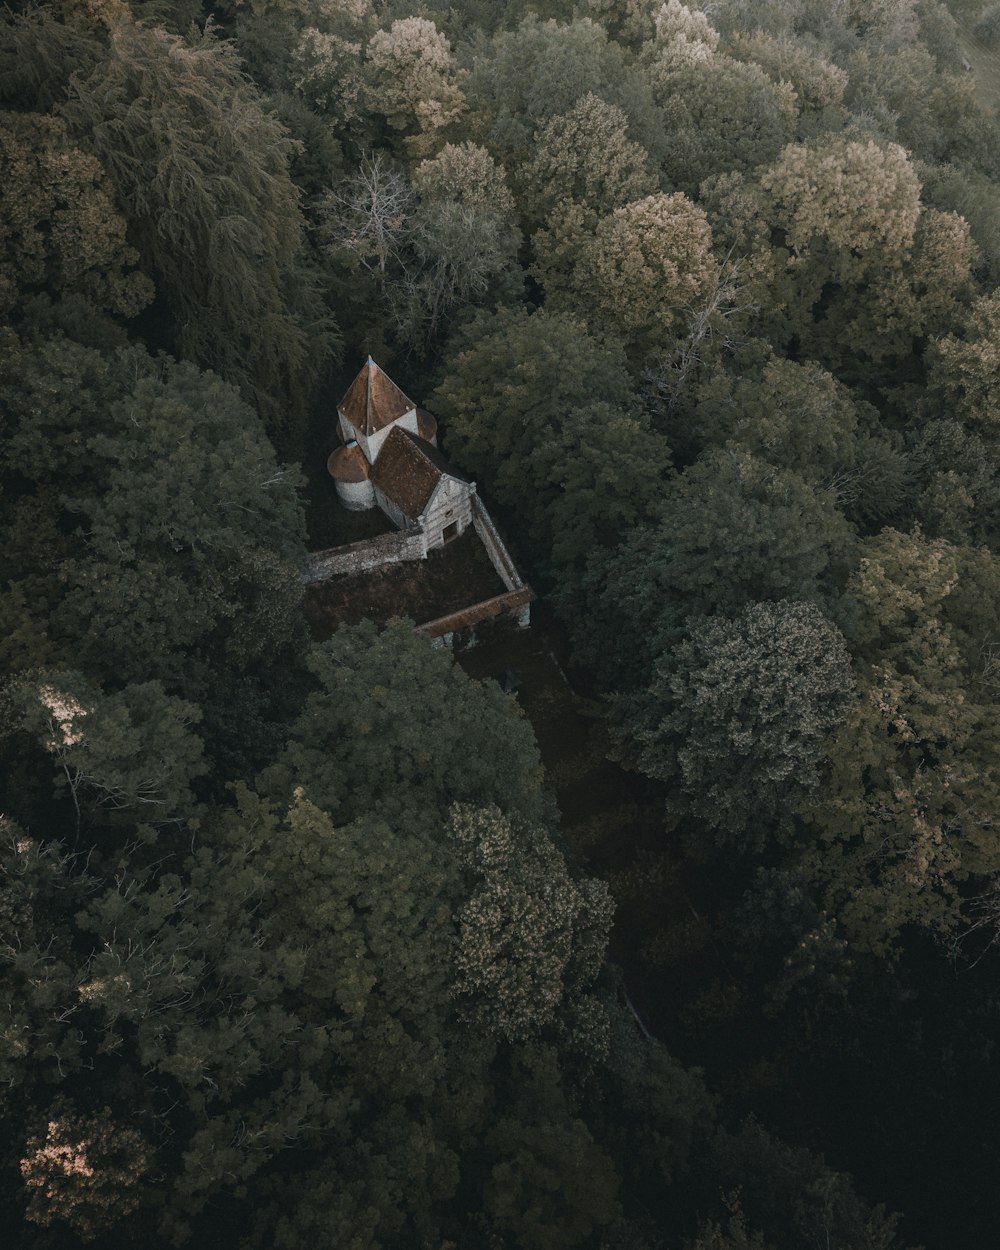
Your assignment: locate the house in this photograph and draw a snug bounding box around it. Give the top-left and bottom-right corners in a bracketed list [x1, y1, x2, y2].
[313, 357, 533, 646]
[328, 357, 474, 552]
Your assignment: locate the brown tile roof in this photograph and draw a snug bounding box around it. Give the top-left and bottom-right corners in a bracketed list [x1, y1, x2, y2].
[416, 408, 438, 443]
[372, 427, 446, 520]
[397, 428, 472, 484]
[327, 442, 370, 483]
[338, 357, 415, 436]
[416, 586, 536, 638]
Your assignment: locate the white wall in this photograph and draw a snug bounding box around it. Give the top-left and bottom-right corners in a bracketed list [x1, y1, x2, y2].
[421, 477, 474, 548]
[334, 477, 375, 511]
[340, 408, 419, 467]
[374, 486, 411, 533]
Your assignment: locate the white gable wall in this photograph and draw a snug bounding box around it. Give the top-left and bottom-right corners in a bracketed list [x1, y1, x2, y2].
[420, 476, 474, 549]
[339, 408, 420, 467]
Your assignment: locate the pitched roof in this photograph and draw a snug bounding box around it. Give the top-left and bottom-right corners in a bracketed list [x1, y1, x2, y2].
[338, 357, 416, 436]
[417, 586, 535, 638]
[372, 427, 466, 520]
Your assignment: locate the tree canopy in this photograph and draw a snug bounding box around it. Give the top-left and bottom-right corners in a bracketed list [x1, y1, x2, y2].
[5, 0, 1000, 1245]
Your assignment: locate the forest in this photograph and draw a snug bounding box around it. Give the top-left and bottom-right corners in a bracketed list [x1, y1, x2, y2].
[3, 0, 1000, 1244]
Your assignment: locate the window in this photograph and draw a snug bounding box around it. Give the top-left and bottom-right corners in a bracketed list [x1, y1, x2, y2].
[442, 521, 459, 543]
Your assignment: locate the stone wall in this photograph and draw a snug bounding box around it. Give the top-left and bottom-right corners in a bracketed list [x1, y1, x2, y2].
[304, 491, 532, 644]
[303, 528, 426, 582]
[472, 496, 525, 592]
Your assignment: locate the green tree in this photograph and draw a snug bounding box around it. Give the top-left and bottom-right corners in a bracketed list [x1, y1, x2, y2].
[516, 92, 657, 229]
[907, 418, 1000, 548]
[259, 621, 554, 834]
[0, 5, 103, 114]
[621, 600, 855, 849]
[730, 30, 848, 114]
[648, 56, 797, 195]
[687, 355, 862, 481]
[801, 529, 1000, 955]
[430, 307, 670, 573]
[687, 1211, 774, 1250]
[706, 1121, 911, 1250]
[479, 1053, 622, 1250]
[16, 673, 205, 845]
[0, 336, 307, 770]
[1, 759, 632, 1248]
[681, 349, 911, 529]
[930, 289, 1000, 428]
[654, 448, 856, 618]
[573, 448, 856, 688]
[58, 17, 335, 451]
[845, 45, 1000, 173]
[462, 14, 666, 171]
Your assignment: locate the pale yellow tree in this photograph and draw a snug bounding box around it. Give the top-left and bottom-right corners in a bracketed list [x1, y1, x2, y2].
[20, 1103, 150, 1241]
[0, 111, 152, 321]
[291, 28, 365, 121]
[364, 17, 465, 155]
[450, 804, 613, 1049]
[905, 207, 978, 327]
[575, 192, 716, 354]
[412, 140, 515, 214]
[290, 0, 374, 124]
[760, 138, 922, 256]
[646, 0, 719, 68]
[756, 138, 975, 365]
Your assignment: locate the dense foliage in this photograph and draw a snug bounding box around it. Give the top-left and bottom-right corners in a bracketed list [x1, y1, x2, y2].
[3, 0, 1000, 1246]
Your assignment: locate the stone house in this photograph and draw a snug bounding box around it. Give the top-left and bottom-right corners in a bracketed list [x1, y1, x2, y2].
[328, 357, 474, 553]
[315, 357, 533, 645]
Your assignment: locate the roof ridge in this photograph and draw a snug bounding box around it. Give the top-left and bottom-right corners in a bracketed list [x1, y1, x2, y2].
[397, 426, 471, 483]
[337, 358, 416, 436]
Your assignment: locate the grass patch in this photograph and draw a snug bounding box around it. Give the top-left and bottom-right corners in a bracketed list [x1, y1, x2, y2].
[951, 7, 1000, 114]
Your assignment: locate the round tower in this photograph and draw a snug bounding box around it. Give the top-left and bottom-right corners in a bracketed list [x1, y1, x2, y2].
[328, 442, 375, 511]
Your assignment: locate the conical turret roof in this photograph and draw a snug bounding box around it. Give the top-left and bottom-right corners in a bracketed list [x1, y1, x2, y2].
[337, 357, 416, 436]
